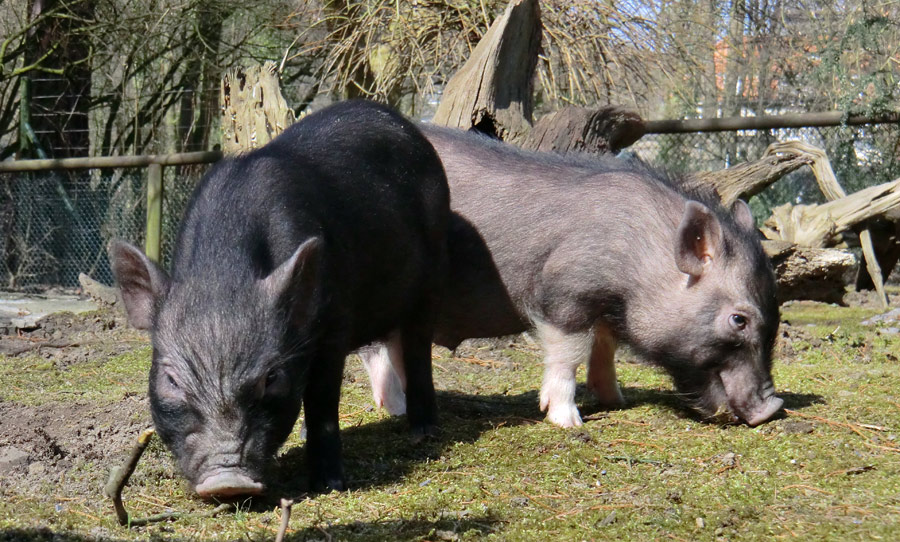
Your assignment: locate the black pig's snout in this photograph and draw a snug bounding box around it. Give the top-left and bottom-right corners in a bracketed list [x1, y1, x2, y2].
[194, 468, 265, 499]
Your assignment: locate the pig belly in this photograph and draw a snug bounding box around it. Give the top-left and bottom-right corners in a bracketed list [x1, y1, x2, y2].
[432, 214, 529, 348]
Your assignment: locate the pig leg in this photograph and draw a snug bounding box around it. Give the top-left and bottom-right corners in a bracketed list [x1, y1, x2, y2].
[358, 331, 407, 415]
[536, 320, 593, 428]
[586, 323, 624, 408]
[401, 309, 439, 438]
[303, 352, 346, 492]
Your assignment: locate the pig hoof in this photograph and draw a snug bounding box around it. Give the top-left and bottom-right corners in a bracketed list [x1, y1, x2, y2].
[376, 392, 407, 416]
[589, 384, 625, 409]
[312, 476, 346, 493]
[409, 424, 440, 444]
[545, 404, 584, 428]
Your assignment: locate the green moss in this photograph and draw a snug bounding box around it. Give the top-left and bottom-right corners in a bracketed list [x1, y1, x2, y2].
[0, 347, 151, 406]
[2, 302, 900, 540]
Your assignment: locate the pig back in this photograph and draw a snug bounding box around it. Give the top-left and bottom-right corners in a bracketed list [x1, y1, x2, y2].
[420, 124, 688, 342]
[172, 101, 450, 349]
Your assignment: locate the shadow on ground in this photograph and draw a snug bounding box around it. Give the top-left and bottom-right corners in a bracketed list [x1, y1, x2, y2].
[0, 513, 503, 541]
[273, 385, 824, 496]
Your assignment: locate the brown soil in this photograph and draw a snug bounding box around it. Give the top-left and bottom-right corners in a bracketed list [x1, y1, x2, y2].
[0, 308, 157, 500]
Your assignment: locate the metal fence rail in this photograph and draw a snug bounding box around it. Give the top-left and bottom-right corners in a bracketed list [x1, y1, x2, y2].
[0, 154, 219, 291]
[0, 112, 898, 291]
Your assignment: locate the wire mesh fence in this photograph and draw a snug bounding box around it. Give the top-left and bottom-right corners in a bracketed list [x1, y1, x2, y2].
[1, 119, 898, 292]
[632, 122, 900, 221]
[0, 165, 208, 291]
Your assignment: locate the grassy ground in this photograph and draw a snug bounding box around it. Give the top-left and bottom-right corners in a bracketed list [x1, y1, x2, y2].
[0, 296, 898, 541]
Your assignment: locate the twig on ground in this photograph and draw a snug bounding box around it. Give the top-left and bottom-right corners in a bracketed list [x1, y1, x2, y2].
[275, 498, 294, 542]
[452, 355, 510, 368]
[825, 465, 875, 477]
[607, 439, 662, 450]
[104, 427, 234, 527]
[104, 428, 156, 526]
[603, 455, 666, 466]
[126, 504, 233, 527]
[784, 409, 898, 450]
[782, 484, 834, 495]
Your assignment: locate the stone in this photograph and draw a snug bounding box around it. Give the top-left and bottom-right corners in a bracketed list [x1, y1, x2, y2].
[0, 446, 29, 473]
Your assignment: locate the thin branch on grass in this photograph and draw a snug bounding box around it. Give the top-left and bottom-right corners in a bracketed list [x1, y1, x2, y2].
[104, 427, 157, 526]
[104, 428, 235, 527]
[603, 455, 667, 466]
[784, 409, 899, 453]
[275, 498, 294, 542]
[782, 484, 834, 495]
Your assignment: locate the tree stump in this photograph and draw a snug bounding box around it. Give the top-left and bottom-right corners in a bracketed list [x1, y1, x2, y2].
[431, 0, 541, 143]
[221, 61, 296, 154]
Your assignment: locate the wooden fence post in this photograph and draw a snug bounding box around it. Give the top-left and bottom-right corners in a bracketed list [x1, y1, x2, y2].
[145, 163, 163, 263]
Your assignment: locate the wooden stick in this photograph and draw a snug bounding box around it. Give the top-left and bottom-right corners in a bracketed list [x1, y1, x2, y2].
[103, 428, 156, 526]
[275, 498, 294, 542]
[103, 428, 234, 527]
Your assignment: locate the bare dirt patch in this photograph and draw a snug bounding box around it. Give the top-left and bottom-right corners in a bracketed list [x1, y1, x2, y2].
[0, 398, 151, 496]
[0, 308, 145, 364]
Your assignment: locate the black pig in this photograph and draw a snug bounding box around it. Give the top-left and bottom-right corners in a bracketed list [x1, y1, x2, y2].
[362, 125, 782, 428]
[110, 100, 448, 497]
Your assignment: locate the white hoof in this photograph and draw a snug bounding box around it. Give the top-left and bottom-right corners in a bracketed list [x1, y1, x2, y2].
[545, 402, 584, 428]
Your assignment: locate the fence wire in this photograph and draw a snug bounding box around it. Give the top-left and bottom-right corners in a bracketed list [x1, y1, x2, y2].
[1, 122, 898, 292]
[632, 123, 900, 221]
[0, 166, 206, 291]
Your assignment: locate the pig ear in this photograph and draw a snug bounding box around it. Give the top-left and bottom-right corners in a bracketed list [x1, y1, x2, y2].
[108, 240, 170, 330]
[675, 201, 723, 278]
[731, 199, 757, 233]
[261, 237, 321, 317]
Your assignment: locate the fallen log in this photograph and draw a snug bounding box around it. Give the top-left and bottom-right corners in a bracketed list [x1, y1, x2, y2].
[520, 105, 645, 155]
[762, 241, 857, 304]
[761, 177, 900, 306]
[754, 142, 894, 307]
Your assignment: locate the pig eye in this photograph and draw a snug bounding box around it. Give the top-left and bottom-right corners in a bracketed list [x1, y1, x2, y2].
[265, 369, 280, 389]
[167, 374, 179, 388]
[729, 314, 748, 330]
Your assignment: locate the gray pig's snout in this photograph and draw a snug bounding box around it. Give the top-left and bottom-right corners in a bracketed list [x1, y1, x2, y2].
[745, 395, 784, 427]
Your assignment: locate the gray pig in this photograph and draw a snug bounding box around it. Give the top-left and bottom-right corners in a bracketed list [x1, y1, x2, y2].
[110, 100, 448, 498]
[362, 124, 782, 428]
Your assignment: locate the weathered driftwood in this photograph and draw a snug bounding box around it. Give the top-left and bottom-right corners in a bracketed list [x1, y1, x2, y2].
[758, 141, 893, 307]
[431, 0, 541, 143]
[221, 61, 296, 154]
[762, 240, 857, 304]
[854, 208, 900, 291]
[762, 177, 900, 306]
[685, 142, 816, 206]
[520, 106, 646, 155]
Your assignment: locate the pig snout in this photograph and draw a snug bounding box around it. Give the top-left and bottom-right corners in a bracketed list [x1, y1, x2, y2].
[720, 366, 783, 426]
[194, 469, 264, 499]
[742, 394, 784, 427]
[188, 446, 266, 498]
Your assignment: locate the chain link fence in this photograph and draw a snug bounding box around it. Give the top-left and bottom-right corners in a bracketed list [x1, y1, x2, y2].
[632, 122, 900, 222]
[0, 165, 208, 291]
[1, 119, 898, 292]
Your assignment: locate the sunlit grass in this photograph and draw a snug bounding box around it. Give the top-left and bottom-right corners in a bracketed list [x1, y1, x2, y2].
[1, 301, 898, 541]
